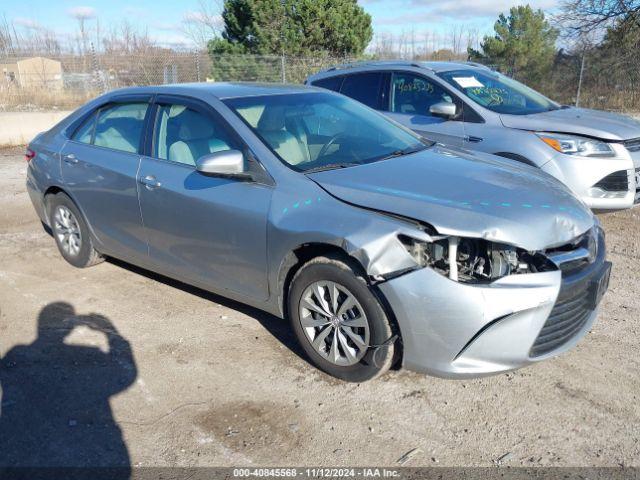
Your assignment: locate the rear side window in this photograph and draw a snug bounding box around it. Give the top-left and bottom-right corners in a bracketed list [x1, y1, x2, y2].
[340, 73, 383, 109]
[311, 76, 344, 92]
[72, 113, 96, 144]
[93, 103, 148, 153]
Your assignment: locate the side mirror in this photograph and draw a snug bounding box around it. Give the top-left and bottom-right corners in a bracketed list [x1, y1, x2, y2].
[196, 150, 250, 178]
[429, 101, 457, 119]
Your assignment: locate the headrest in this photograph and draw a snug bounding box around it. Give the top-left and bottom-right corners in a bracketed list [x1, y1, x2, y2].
[257, 106, 286, 132]
[175, 108, 215, 141]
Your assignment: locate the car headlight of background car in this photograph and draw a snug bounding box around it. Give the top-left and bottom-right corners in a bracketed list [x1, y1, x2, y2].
[536, 132, 616, 157]
[399, 235, 556, 283]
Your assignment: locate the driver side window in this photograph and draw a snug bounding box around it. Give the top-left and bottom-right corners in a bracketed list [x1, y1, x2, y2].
[153, 104, 238, 166]
[391, 72, 453, 116]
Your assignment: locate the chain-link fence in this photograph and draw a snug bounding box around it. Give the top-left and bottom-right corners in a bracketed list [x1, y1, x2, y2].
[0, 52, 350, 111]
[1, 51, 639, 113]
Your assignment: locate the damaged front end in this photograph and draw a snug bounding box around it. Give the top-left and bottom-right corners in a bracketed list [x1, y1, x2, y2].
[397, 234, 556, 283]
[373, 223, 610, 378]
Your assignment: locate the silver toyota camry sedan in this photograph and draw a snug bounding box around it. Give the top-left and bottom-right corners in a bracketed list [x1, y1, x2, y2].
[26, 83, 611, 382]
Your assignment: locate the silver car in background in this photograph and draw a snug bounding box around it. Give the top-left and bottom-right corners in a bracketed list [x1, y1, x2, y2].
[307, 61, 640, 211]
[27, 83, 611, 382]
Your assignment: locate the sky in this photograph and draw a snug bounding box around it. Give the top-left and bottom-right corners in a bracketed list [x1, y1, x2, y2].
[0, 0, 560, 50]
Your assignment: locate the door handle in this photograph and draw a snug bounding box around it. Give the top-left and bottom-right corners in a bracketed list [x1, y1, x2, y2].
[139, 175, 162, 189]
[63, 153, 79, 164]
[464, 135, 483, 143]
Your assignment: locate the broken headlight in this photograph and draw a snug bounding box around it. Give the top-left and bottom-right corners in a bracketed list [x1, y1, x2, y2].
[399, 235, 556, 283]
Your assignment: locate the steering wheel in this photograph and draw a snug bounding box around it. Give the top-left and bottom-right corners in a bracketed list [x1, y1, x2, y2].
[317, 133, 348, 160]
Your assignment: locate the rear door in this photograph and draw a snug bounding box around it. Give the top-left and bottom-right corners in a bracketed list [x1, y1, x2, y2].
[383, 71, 465, 147]
[60, 96, 151, 262]
[137, 95, 272, 300]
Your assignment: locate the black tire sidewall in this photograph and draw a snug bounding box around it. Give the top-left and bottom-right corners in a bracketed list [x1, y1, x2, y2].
[288, 258, 394, 382]
[48, 193, 95, 268]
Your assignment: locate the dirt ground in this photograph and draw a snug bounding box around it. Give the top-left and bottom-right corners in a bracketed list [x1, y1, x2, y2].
[0, 147, 639, 468]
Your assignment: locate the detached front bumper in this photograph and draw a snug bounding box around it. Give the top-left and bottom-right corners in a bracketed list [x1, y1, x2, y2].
[378, 230, 610, 378]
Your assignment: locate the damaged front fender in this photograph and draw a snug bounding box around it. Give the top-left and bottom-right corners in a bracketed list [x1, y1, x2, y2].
[267, 185, 433, 315]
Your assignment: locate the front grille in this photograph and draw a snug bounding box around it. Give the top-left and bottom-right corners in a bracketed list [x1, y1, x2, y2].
[624, 138, 640, 152]
[592, 170, 630, 192]
[635, 168, 640, 204]
[530, 281, 592, 357]
[531, 228, 606, 358]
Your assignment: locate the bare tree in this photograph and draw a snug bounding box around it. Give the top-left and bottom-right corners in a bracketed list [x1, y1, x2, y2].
[102, 20, 157, 55]
[449, 25, 464, 55]
[465, 26, 480, 54]
[559, 0, 640, 34]
[181, 0, 223, 49]
[69, 6, 96, 55]
[0, 15, 17, 55]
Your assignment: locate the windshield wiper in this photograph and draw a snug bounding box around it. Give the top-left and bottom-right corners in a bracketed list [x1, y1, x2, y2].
[304, 162, 360, 173]
[379, 144, 428, 161]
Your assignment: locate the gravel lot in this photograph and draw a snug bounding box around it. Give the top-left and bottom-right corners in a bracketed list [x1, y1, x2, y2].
[1, 147, 639, 468]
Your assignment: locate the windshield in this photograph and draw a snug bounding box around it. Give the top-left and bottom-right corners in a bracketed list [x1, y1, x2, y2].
[438, 69, 560, 115]
[224, 92, 429, 172]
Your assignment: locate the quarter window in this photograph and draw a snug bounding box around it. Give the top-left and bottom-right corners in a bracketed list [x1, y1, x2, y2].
[93, 103, 148, 153]
[72, 113, 96, 144]
[340, 73, 383, 109]
[391, 72, 454, 116]
[153, 104, 238, 166]
[311, 76, 344, 92]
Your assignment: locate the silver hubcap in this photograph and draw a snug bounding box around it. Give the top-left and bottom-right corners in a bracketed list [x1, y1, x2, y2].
[53, 206, 82, 257]
[299, 281, 370, 366]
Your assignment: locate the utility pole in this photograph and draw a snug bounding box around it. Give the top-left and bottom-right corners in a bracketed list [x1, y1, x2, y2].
[576, 52, 586, 108]
[281, 0, 286, 84]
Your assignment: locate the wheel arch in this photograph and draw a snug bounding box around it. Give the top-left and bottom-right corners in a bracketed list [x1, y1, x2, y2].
[277, 242, 403, 368]
[43, 186, 98, 243]
[43, 185, 70, 224]
[278, 243, 365, 318]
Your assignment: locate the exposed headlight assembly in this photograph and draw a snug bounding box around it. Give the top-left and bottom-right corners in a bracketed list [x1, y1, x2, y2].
[536, 132, 615, 157]
[399, 235, 556, 283]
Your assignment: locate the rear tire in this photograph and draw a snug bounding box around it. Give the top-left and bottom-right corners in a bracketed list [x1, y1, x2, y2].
[288, 254, 395, 382]
[48, 193, 104, 268]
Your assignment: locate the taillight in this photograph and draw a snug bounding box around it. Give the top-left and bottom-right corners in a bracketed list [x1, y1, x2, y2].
[25, 148, 36, 162]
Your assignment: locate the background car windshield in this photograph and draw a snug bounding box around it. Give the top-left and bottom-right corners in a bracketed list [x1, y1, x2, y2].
[438, 69, 559, 115]
[224, 92, 427, 171]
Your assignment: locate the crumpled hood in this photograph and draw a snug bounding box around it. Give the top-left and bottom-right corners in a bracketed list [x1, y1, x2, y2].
[307, 146, 595, 251]
[500, 107, 640, 141]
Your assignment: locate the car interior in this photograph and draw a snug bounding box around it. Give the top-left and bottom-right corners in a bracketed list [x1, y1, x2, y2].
[157, 105, 232, 166]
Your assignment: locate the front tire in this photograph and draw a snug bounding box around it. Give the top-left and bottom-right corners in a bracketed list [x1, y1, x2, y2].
[48, 193, 103, 268]
[288, 255, 395, 382]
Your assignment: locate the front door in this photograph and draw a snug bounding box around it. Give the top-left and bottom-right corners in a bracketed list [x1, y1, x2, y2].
[137, 97, 272, 300]
[384, 71, 465, 147]
[60, 99, 151, 262]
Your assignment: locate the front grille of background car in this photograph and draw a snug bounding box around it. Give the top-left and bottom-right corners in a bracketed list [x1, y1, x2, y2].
[624, 138, 640, 152]
[530, 272, 593, 357]
[593, 170, 630, 192]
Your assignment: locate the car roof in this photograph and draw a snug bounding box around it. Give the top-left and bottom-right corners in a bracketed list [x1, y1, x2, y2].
[307, 60, 489, 81]
[104, 82, 318, 100]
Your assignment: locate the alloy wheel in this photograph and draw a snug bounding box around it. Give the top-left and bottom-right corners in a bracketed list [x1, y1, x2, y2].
[53, 205, 82, 257]
[299, 281, 370, 366]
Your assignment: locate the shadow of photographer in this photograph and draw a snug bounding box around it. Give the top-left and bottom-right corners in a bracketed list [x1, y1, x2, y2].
[0, 302, 137, 476]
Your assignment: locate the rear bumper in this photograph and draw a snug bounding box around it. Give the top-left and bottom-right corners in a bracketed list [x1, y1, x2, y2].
[26, 175, 48, 226]
[379, 231, 609, 378]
